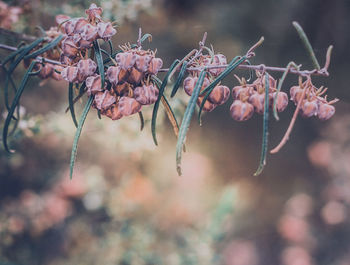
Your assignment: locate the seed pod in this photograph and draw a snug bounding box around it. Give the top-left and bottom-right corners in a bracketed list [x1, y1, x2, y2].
[147, 57, 163, 75]
[211, 53, 227, 76]
[61, 37, 79, 58]
[55, 15, 70, 33]
[118, 97, 142, 116]
[80, 24, 98, 42]
[197, 97, 217, 112]
[301, 99, 318, 118]
[97, 21, 117, 40]
[113, 82, 130, 96]
[249, 92, 267, 114]
[78, 38, 93, 49]
[208, 85, 230, 105]
[134, 84, 159, 105]
[317, 103, 335, 121]
[128, 68, 144, 85]
[104, 104, 123, 120]
[77, 59, 97, 78]
[39, 63, 54, 79]
[60, 54, 74, 65]
[64, 18, 78, 36]
[290, 85, 305, 104]
[115, 52, 137, 70]
[86, 74, 103, 95]
[230, 100, 254, 121]
[61, 66, 79, 83]
[106, 66, 121, 85]
[135, 54, 152, 72]
[271, 91, 288, 112]
[51, 66, 63, 81]
[254, 73, 277, 92]
[232, 85, 249, 100]
[183, 76, 210, 96]
[73, 17, 89, 34]
[85, 3, 103, 21]
[94, 90, 116, 110]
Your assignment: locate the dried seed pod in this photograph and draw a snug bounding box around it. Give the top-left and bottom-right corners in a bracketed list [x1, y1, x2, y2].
[272, 91, 288, 112]
[254, 73, 277, 92]
[183, 76, 210, 96]
[106, 66, 121, 85]
[135, 53, 152, 72]
[39, 63, 54, 79]
[80, 24, 98, 42]
[86, 74, 103, 95]
[317, 103, 335, 121]
[61, 66, 79, 83]
[290, 85, 305, 104]
[134, 84, 159, 105]
[248, 92, 267, 114]
[301, 99, 318, 118]
[232, 85, 249, 100]
[55, 14, 70, 26]
[64, 18, 78, 36]
[197, 97, 217, 112]
[115, 52, 137, 70]
[128, 68, 144, 85]
[94, 90, 116, 110]
[118, 97, 142, 116]
[104, 104, 123, 120]
[51, 66, 63, 81]
[147, 57, 163, 75]
[85, 3, 103, 21]
[208, 85, 230, 105]
[113, 82, 130, 96]
[77, 59, 97, 78]
[211, 53, 227, 76]
[60, 54, 74, 65]
[61, 37, 79, 58]
[97, 21, 117, 40]
[73, 17, 89, 34]
[230, 100, 254, 121]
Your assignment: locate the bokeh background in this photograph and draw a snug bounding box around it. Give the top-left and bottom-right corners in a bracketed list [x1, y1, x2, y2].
[1, 0, 350, 264]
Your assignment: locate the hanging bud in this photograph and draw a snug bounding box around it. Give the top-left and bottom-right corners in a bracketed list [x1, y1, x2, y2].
[248, 92, 267, 114]
[94, 90, 116, 110]
[56, 15, 70, 33]
[60, 54, 74, 65]
[61, 37, 79, 58]
[113, 82, 130, 96]
[290, 85, 305, 104]
[183, 76, 210, 96]
[301, 99, 318, 118]
[61, 66, 79, 83]
[106, 66, 121, 85]
[211, 54, 227, 76]
[147, 57, 163, 75]
[134, 84, 159, 105]
[85, 3, 103, 21]
[97, 21, 116, 40]
[39, 63, 54, 79]
[208, 85, 230, 105]
[64, 18, 78, 36]
[118, 97, 142, 116]
[230, 100, 254, 121]
[86, 74, 103, 95]
[135, 53, 152, 73]
[128, 68, 144, 85]
[254, 73, 277, 92]
[77, 59, 97, 78]
[197, 97, 217, 112]
[104, 104, 123, 120]
[271, 91, 288, 112]
[317, 103, 335, 121]
[80, 24, 98, 42]
[115, 51, 137, 70]
[73, 17, 89, 34]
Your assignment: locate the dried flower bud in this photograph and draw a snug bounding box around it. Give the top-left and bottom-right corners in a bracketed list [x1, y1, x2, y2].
[97, 21, 116, 40]
[61, 66, 79, 83]
[115, 52, 137, 70]
[301, 99, 318, 118]
[51, 66, 63, 81]
[104, 104, 123, 120]
[77, 59, 97, 78]
[211, 53, 227, 76]
[73, 17, 89, 34]
[94, 90, 116, 110]
[118, 97, 142, 116]
[317, 103, 335, 121]
[197, 97, 217, 112]
[134, 84, 159, 105]
[231, 85, 249, 100]
[254, 73, 277, 92]
[249, 92, 268, 114]
[128, 68, 144, 85]
[114, 82, 130, 96]
[183, 76, 210, 96]
[290, 85, 305, 104]
[85, 3, 103, 21]
[80, 24, 98, 42]
[147, 58, 163, 75]
[60, 54, 74, 65]
[64, 18, 78, 36]
[55, 15, 70, 33]
[106, 66, 122, 85]
[230, 100, 254, 121]
[208, 85, 230, 105]
[39, 63, 54, 79]
[272, 91, 288, 112]
[86, 74, 103, 95]
[61, 37, 79, 58]
[135, 54, 152, 72]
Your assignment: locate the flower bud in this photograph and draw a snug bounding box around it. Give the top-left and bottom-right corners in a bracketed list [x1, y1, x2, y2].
[106, 66, 121, 85]
[80, 24, 98, 42]
[118, 97, 142, 116]
[104, 104, 123, 120]
[254, 73, 277, 92]
[301, 99, 318, 118]
[94, 90, 116, 110]
[135, 54, 152, 73]
[39, 63, 54, 79]
[183, 76, 210, 96]
[232, 85, 250, 100]
[97, 21, 116, 40]
[61, 66, 79, 83]
[61, 37, 79, 58]
[271, 91, 288, 112]
[197, 97, 217, 112]
[73, 17, 89, 34]
[211, 53, 227, 76]
[113, 82, 130, 96]
[128, 68, 144, 85]
[55, 14, 70, 26]
[64, 18, 78, 36]
[85, 3, 103, 21]
[115, 52, 137, 70]
[249, 92, 267, 114]
[86, 74, 103, 95]
[290, 85, 304, 104]
[147, 57, 163, 75]
[230, 100, 254, 121]
[60, 54, 74, 65]
[77, 59, 97, 78]
[208, 85, 230, 105]
[317, 103, 335, 121]
[134, 84, 159, 105]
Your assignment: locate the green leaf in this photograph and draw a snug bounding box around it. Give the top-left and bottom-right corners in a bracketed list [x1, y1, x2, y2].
[70, 95, 94, 179]
[68, 83, 78, 128]
[171, 61, 188, 98]
[24, 35, 63, 59]
[108, 40, 114, 55]
[2, 61, 36, 153]
[254, 72, 270, 176]
[151, 59, 180, 146]
[198, 56, 245, 125]
[103, 50, 122, 64]
[65, 83, 87, 113]
[93, 40, 105, 88]
[138, 111, 144, 131]
[1, 45, 26, 67]
[293, 21, 320, 70]
[140, 33, 152, 44]
[176, 69, 206, 176]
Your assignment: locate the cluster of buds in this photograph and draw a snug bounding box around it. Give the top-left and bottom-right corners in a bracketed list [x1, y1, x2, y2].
[290, 78, 338, 121]
[183, 53, 230, 112]
[0, 1, 22, 30]
[230, 72, 288, 121]
[84, 44, 163, 120]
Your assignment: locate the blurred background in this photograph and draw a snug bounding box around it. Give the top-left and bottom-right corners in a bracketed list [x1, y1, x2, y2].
[1, 0, 350, 264]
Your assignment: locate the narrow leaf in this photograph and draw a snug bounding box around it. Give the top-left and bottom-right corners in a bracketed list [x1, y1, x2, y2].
[70, 95, 94, 179]
[24, 35, 63, 59]
[108, 40, 114, 55]
[254, 72, 270, 176]
[138, 111, 144, 131]
[140, 33, 152, 44]
[161, 96, 180, 138]
[93, 40, 105, 88]
[2, 61, 36, 153]
[65, 83, 87, 113]
[151, 59, 180, 146]
[171, 61, 188, 98]
[68, 83, 78, 127]
[176, 69, 206, 176]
